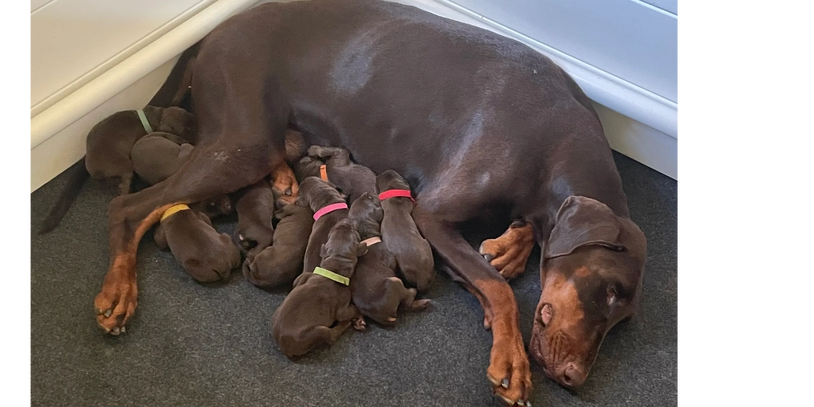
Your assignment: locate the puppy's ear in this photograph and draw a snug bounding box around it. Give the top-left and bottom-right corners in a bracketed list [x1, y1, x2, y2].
[158, 107, 194, 137]
[544, 196, 642, 259]
[357, 242, 369, 257]
[373, 205, 384, 222]
[320, 243, 328, 259]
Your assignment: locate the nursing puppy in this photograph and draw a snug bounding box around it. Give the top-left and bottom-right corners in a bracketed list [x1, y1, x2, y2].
[154, 199, 240, 283]
[376, 170, 436, 292]
[85, 105, 195, 194]
[349, 192, 431, 326]
[307, 145, 376, 203]
[298, 177, 350, 275]
[243, 198, 314, 289]
[233, 180, 276, 258]
[270, 161, 299, 206]
[131, 132, 195, 185]
[293, 156, 325, 183]
[271, 218, 367, 358]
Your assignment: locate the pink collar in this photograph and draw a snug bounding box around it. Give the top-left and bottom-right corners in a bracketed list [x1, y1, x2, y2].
[378, 189, 415, 203]
[313, 202, 348, 221]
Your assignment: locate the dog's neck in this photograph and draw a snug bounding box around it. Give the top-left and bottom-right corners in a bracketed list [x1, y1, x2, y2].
[319, 256, 357, 279]
[354, 218, 381, 240]
[307, 192, 346, 215]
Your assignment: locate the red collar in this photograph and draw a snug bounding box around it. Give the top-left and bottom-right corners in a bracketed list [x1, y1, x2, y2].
[313, 202, 348, 221]
[378, 189, 415, 203]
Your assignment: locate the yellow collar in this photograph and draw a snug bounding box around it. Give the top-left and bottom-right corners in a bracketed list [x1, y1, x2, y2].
[313, 266, 350, 286]
[160, 204, 191, 222]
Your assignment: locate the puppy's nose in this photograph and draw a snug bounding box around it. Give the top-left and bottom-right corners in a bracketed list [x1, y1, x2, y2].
[559, 362, 586, 388]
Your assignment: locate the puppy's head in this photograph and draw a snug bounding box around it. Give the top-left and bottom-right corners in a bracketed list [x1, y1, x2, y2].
[294, 156, 325, 182]
[348, 192, 383, 234]
[296, 177, 344, 212]
[156, 106, 196, 140]
[529, 196, 646, 389]
[375, 169, 411, 193]
[191, 194, 233, 218]
[319, 218, 367, 268]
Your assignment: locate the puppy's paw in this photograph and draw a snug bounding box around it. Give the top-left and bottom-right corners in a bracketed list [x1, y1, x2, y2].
[352, 315, 367, 332]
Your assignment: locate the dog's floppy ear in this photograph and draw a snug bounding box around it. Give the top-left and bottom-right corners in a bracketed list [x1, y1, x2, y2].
[320, 243, 328, 259]
[544, 196, 627, 259]
[357, 242, 369, 257]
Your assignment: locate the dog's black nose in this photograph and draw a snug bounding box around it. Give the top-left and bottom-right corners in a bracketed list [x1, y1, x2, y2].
[559, 362, 586, 388]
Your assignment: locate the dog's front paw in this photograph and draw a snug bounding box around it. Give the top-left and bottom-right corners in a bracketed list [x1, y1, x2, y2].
[479, 221, 534, 280]
[306, 145, 324, 158]
[93, 270, 138, 335]
[487, 333, 532, 406]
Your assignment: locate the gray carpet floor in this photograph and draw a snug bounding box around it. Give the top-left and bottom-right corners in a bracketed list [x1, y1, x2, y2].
[30, 152, 676, 406]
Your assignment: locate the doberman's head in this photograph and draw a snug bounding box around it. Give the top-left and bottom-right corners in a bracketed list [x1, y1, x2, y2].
[348, 192, 383, 238]
[296, 177, 345, 212]
[529, 196, 647, 388]
[320, 218, 368, 273]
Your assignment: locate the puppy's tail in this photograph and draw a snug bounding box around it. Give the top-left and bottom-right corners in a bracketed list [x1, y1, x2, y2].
[147, 40, 201, 108]
[38, 157, 89, 235]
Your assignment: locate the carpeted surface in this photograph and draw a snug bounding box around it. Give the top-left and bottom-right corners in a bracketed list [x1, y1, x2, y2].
[30, 152, 676, 406]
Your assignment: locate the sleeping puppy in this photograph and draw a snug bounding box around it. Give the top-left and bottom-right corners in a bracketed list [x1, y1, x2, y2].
[154, 198, 240, 283]
[307, 145, 376, 203]
[271, 218, 367, 358]
[376, 170, 436, 292]
[348, 192, 431, 326]
[85, 105, 195, 194]
[131, 132, 195, 185]
[243, 198, 314, 289]
[233, 180, 276, 258]
[297, 177, 350, 276]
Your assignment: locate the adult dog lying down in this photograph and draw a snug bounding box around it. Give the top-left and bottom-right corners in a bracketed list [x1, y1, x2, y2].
[94, 1, 647, 405]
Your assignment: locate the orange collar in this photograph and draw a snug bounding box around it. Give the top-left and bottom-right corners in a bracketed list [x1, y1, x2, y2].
[319, 164, 328, 181]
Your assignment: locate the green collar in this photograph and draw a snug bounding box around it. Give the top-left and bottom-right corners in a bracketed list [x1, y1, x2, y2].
[313, 266, 350, 286]
[136, 109, 154, 133]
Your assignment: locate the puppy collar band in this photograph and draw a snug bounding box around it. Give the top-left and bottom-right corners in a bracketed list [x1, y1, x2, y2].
[319, 165, 329, 181]
[379, 189, 415, 203]
[136, 109, 154, 133]
[160, 204, 190, 222]
[313, 202, 348, 221]
[313, 266, 350, 286]
[361, 236, 381, 246]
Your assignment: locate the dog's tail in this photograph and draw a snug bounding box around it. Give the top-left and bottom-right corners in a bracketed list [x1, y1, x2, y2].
[147, 40, 201, 108]
[38, 157, 90, 235]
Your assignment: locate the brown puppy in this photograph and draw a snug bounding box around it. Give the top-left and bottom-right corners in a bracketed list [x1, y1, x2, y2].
[233, 180, 276, 258]
[349, 192, 431, 326]
[271, 218, 367, 358]
[154, 200, 240, 283]
[307, 145, 376, 203]
[85, 105, 195, 194]
[297, 177, 350, 276]
[293, 156, 325, 182]
[131, 132, 195, 186]
[242, 198, 314, 289]
[376, 170, 435, 292]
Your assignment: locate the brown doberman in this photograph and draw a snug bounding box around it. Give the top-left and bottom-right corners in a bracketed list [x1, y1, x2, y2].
[91, 1, 647, 405]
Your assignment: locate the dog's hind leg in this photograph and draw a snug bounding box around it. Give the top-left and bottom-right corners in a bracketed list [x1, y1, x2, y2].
[411, 203, 531, 407]
[94, 130, 285, 335]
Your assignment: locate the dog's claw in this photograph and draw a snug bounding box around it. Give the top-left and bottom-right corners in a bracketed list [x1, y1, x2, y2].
[495, 394, 514, 406]
[120, 326, 126, 333]
[501, 379, 509, 389]
[110, 327, 120, 336]
[483, 253, 493, 263]
[517, 400, 525, 406]
[487, 374, 500, 387]
[104, 309, 112, 318]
